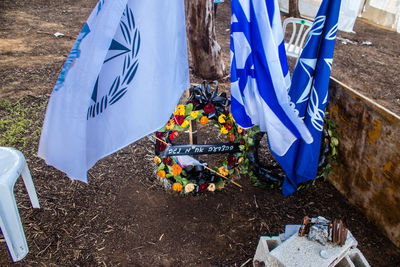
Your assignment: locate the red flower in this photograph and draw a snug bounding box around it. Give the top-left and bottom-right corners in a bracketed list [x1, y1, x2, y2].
[169, 130, 178, 141]
[240, 139, 245, 145]
[204, 102, 215, 114]
[155, 131, 165, 139]
[228, 133, 235, 142]
[187, 99, 198, 107]
[174, 115, 184, 125]
[157, 142, 167, 152]
[227, 154, 236, 167]
[198, 183, 208, 193]
[225, 122, 233, 131]
[163, 156, 173, 165]
[155, 132, 167, 152]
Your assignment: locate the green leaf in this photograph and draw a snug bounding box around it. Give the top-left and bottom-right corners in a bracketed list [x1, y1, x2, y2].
[185, 103, 193, 115]
[181, 178, 190, 186]
[331, 137, 339, 146]
[174, 175, 183, 184]
[174, 125, 184, 131]
[239, 145, 245, 151]
[157, 163, 165, 171]
[158, 126, 167, 133]
[166, 173, 173, 178]
[246, 137, 253, 145]
[332, 147, 337, 156]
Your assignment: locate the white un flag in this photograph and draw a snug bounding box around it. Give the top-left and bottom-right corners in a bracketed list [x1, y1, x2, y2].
[230, 0, 313, 156]
[39, 0, 189, 182]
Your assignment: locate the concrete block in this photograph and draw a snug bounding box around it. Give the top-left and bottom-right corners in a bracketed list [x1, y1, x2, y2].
[335, 248, 371, 267]
[253, 236, 282, 267]
[284, 224, 301, 240]
[267, 233, 358, 267]
[347, 248, 370, 267]
[336, 255, 356, 267]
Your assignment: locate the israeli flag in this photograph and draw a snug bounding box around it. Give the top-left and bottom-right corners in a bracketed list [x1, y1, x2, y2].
[230, 0, 313, 157]
[39, 0, 189, 182]
[273, 0, 341, 195]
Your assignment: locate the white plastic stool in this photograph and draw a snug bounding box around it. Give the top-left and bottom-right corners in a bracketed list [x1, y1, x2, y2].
[0, 147, 40, 262]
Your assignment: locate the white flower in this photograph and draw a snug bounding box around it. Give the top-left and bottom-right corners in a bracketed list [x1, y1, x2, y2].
[185, 183, 195, 193]
[207, 183, 216, 192]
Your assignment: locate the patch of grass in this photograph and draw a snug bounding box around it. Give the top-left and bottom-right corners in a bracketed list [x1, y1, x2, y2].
[0, 97, 45, 151]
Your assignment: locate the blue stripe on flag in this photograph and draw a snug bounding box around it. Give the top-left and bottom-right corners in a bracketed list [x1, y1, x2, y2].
[272, 0, 341, 195]
[231, 0, 312, 157]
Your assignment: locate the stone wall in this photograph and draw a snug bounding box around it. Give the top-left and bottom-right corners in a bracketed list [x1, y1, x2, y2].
[327, 77, 400, 247]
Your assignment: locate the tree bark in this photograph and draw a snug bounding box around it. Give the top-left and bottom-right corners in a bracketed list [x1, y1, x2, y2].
[288, 0, 300, 18]
[185, 0, 225, 80]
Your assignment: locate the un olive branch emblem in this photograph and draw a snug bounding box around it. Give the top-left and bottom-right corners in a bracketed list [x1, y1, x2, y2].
[87, 5, 140, 120]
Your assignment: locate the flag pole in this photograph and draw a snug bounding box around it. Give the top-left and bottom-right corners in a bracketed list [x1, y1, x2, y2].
[186, 89, 194, 145]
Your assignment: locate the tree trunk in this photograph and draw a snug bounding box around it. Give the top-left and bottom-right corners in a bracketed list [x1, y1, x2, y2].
[185, 0, 225, 80]
[289, 0, 300, 18]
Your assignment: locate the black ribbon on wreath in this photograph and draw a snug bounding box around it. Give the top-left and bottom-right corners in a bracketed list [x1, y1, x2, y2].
[249, 128, 331, 184]
[187, 81, 230, 120]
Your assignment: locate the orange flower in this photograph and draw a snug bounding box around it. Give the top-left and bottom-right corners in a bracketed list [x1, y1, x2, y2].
[237, 127, 243, 134]
[200, 116, 208, 125]
[228, 133, 235, 142]
[172, 163, 182, 176]
[172, 183, 183, 192]
[157, 170, 166, 178]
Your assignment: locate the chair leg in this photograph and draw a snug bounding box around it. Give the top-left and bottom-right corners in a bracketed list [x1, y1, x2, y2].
[0, 186, 29, 262]
[21, 163, 40, 209]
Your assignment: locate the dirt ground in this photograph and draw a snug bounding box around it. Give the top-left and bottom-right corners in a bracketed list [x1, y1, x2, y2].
[0, 0, 400, 266]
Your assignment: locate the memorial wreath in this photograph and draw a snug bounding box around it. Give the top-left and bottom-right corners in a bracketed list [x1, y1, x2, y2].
[152, 81, 258, 194]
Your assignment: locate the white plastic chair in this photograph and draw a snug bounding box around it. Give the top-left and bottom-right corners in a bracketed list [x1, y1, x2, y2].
[0, 147, 40, 262]
[283, 18, 313, 59]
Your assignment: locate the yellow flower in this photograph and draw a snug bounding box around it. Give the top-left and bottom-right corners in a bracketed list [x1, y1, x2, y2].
[172, 183, 183, 192]
[181, 120, 189, 128]
[200, 116, 208, 125]
[174, 104, 185, 116]
[157, 170, 166, 178]
[185, 183, 195, 193]
[218, 166, 229, 177]
[154, 156, 161, 164]
[218, 114, 226, 124]
[237, 127, 243, 134]
[238, 157, 244, 164]
[166, 120, 175, 130]
[207, 183, 216, 192]
[190, 111, 199, 119]
[220, 126, 228, 135]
